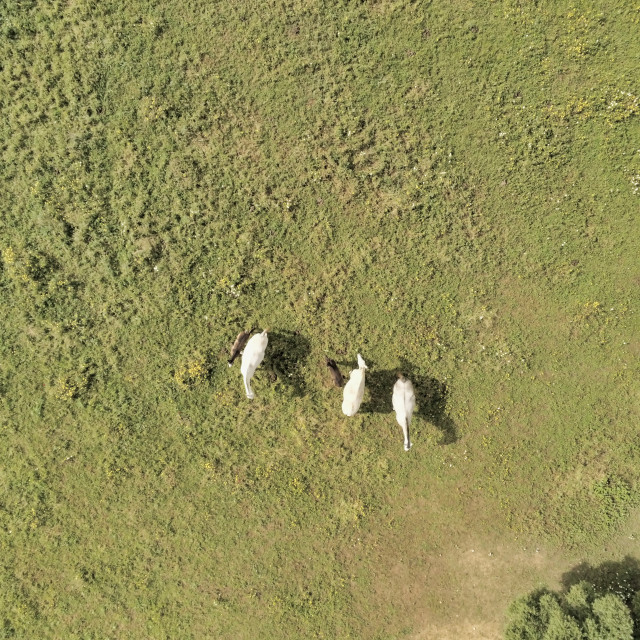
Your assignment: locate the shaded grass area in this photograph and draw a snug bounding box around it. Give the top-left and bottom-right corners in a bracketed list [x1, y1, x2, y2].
[1, 0, 640, 636]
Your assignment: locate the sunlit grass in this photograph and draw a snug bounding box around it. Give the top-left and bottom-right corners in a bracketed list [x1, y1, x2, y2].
[1, 0, 640, 637]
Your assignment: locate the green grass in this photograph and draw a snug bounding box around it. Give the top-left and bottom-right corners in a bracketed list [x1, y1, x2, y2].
[1, 0, 640, 637]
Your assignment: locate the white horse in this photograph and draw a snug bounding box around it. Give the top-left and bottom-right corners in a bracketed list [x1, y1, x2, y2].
[341, 354, 368, 416]
[392, 374, 415, 451]
[240, 330, 268, 399]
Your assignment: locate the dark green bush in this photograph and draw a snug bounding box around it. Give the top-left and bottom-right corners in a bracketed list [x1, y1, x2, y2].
[506, 582, 636, 640]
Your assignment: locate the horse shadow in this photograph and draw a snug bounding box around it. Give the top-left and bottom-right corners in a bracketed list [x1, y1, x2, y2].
[358, 357, 458, 444]
[261, 330, 311, 398]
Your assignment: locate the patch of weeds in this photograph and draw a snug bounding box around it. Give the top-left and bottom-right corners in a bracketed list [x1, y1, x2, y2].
[173, 353, 210, 389]
[592, 477, 637, 529]
[52, 363, 95, 402]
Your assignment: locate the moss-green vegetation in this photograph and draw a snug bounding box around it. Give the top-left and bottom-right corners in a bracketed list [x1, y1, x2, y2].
[1, 0, 640, 636]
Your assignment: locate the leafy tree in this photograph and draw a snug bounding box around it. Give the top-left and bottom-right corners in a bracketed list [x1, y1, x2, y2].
[584, 594, 634, 640]
[506, 582, 636, 640]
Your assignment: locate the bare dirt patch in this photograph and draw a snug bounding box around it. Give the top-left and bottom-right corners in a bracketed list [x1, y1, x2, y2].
[363, 492, 640, 639]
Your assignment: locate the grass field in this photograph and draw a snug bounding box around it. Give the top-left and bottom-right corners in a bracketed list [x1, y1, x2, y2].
[1, 0, 640, 637]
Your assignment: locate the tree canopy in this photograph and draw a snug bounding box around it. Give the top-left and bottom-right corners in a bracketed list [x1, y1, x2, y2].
[505, 582, 638, 640]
